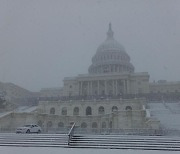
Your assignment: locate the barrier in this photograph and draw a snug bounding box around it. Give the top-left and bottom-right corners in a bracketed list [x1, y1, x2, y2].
[67, 123, 76, 145]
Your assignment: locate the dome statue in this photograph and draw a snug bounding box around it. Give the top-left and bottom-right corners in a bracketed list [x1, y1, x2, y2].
[88, 23, 134, 74]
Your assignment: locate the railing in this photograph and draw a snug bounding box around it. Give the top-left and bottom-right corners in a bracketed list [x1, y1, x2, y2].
[67, 123, 76, 145]
[66, 128, 165, 136]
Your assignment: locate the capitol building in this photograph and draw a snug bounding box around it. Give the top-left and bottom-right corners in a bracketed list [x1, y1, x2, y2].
[40, 24, 180, 100]
[62, 23, 149, 98]
[36, 24, 161, 133]
[1, 24, 180, 134]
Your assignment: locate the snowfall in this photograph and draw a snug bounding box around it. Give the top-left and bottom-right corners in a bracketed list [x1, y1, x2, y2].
[1, 101, 180, 153]
[0, 146, 179, 154]
[7, 101, 180, 130]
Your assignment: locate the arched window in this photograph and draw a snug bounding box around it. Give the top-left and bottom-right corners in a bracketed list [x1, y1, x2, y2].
[109, 121, 112, 128]
[125, 106, 132, 111]
[50, 107, 55, 114]
[47, 121, 52, 128]
[73, 107, 79, 115]
[98, 106, 105, 115]
[112, 106, 118, 112]
[62, 107, 67, 115]
[92, 122, 98, 128]
[109, 90, 112, 96]
[102, 122, 106, 128]
[81, 122, 87, 128]
[101, 90, 105, 95]
[58, 122, 64, 128]
[86, 106, 92, 115]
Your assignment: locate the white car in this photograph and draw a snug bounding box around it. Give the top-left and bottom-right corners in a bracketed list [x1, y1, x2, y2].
[16, 124, 42, 134]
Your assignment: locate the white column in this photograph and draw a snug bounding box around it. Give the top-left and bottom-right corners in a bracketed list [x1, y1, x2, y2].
[126, 80, 129, 94]
[98, 80, 100, 95]
[79, 82, 81, 95]
[115, 80, 117, 95]
[90, 81, 92, 95]
[112, 80, 115, 95]
[87, 81, 90, 96]
[81, 81, 83, 95]
[105, 80, 107, 95]
[124, 80, 128, 94]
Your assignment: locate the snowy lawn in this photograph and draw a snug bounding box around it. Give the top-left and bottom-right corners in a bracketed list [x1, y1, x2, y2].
[0, 147, 179, 154]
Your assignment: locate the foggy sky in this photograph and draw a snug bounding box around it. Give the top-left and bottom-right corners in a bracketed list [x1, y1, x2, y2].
[0, 0, 180, 92]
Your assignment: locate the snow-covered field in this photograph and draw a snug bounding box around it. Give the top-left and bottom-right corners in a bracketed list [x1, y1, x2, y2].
[148, 102, 180, 130]
[0, 147, 179, 154]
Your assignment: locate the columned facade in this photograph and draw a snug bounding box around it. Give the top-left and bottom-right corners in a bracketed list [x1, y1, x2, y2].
[0, 24, 161, 133]
[62, 24, 150, 97]
[63, 72, 149, 97]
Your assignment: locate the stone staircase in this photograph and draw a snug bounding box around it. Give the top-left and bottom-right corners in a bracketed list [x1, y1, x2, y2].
[0, 133, 180, 151]
[69, 134, 180, 151]
[0, 133, 69, 147]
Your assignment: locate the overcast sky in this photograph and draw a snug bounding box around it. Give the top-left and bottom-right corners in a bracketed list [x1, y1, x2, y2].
[0, 0, 180, 92]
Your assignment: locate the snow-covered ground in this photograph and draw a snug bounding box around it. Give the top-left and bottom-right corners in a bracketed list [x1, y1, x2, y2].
[148, 102, 180, 130]
[0, 147, 179, 154]
[0, 111, 12, 118]
[0, 106, 37, 118]
[14, 106, 37, 113]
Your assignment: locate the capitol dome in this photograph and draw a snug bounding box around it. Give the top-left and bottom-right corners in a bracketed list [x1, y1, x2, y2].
[88, 23, 135, 74]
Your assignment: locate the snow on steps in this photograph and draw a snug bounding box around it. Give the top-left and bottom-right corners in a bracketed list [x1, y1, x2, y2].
[0, 133, 180, 151]
[0, 133, 69, 147]
[69, 134, 180, 151]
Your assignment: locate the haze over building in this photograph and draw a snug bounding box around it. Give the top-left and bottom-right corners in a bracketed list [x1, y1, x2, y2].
[1, 24, 179, 134]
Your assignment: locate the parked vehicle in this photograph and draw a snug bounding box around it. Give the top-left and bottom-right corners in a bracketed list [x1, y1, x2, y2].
[16, 124, 42, 134]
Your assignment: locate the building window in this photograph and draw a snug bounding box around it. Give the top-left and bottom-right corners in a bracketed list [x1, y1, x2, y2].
[47, 121, 52, 128]
[101, 90, 105, 95]
[69, 92, 72, 97]
[86, 106, 92, 115]
[81, 122, 87, 128]
[109, 90, 112, 96]
[94, 90, 97, 95]
[109, 121, 112, 128]
[50, 107, 55, 114]
[73, 107, 79, 115]
[138, 88, 142, 94]
[62, 107, 67, 115]
[58, 122, 64, 128]
[112, 106, 118, 112]
[102, 122, 106, 128]
[92, 122, 98, 128]
[98, 106, 105, 115]
[125, 106, 132, 111]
